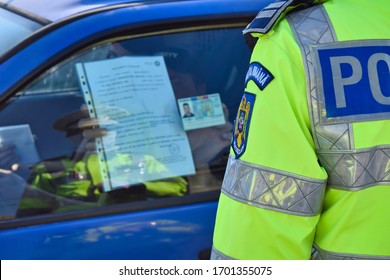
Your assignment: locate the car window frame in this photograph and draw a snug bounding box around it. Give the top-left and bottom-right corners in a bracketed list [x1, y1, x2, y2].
[0, 18, 253, 230]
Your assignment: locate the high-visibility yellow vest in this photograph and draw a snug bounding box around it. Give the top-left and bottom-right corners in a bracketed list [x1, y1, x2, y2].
[212, 0, 390, 260]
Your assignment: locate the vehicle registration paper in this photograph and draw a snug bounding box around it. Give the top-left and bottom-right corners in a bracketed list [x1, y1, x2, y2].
[76, 56, 195, 191]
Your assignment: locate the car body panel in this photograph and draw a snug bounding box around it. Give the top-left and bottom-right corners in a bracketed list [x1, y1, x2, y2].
[0, 0, 271, 259]
[1, 201, 218, 259]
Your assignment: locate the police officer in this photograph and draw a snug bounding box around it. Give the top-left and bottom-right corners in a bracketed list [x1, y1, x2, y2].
[211, 0, 390, 259]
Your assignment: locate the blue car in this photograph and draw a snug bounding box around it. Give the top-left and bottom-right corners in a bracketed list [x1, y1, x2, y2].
[0, 0, 271, 259]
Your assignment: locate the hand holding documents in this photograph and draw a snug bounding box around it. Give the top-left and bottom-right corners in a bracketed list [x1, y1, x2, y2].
[185, 103, 232, 168]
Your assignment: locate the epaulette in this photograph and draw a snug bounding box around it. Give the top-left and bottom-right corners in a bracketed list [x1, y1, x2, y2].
[243, 0, 328, 50]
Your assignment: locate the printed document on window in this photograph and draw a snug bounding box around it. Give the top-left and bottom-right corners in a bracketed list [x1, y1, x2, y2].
[76, 56, 195, 191]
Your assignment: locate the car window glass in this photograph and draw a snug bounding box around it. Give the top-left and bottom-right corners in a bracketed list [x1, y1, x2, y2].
[0, 27, 250, 221]
[0, 8, 42, 55]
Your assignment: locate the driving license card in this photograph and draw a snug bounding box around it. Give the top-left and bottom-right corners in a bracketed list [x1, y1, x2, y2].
[178, 93, 225, 130]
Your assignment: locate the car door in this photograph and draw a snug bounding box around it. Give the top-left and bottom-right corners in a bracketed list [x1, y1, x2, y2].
[0, 0, 267, 259]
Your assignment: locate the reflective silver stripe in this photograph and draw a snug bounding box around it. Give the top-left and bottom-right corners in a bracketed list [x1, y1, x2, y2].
[312, 244, 390, 260]
[319, 146, 390, 190]
[288, 5, 390, 190]
[222, 155, 326, 216]
[287, 5, 354, 152]
[210, 246, 236, 260]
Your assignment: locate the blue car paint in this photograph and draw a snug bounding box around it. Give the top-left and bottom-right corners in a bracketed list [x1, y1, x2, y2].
[0, 0, 272, 259]
[1, 202, 218, 259]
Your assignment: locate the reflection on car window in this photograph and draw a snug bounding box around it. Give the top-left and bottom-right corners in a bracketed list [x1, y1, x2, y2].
[0, 8, 42, 55]
[23, 45, 112, 95]
[0, 27, 250, 221]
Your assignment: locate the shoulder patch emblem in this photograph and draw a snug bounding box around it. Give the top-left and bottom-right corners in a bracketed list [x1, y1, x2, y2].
[232, 92, 256, 158]
[245, 62, 274, 90]
[243, 0, 328, 35]
[243, 0, 293, 35]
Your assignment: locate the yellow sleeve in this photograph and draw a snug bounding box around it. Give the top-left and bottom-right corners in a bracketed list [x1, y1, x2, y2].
[212, 20, 328, 260]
